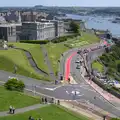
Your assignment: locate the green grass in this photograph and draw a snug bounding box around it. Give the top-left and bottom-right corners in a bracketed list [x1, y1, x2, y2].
[45, 42, 69, 74]
[10, 43, 48, 73]
[0, 49, 49, 81]
[92, 61, 104, 73]
[0, 86, 39, 111]
[65, 32, 100, 48]
[9, 32, 99, 76]
[0, 105, 89, 120]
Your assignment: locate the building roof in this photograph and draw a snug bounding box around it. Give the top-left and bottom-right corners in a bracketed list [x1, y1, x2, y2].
[0, 23, 22, 27]
[22, 21, 54, 25]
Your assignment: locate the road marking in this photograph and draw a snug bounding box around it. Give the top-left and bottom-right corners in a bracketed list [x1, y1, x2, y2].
[66, 91, 69, 94]
[78, 94, 84, 97]
[71, 91, 80, 94]
[36, 85, 62, 91]
[44, 88, 55, 91]
[0, 81, 5, 83]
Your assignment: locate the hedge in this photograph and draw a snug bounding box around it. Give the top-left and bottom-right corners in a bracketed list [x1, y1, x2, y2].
[20, 40, 49, 44]
[20, 33, 80, 44]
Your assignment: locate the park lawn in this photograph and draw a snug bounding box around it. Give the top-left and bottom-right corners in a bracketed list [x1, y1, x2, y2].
[66, 32, 100, 48]
[0, 86, 39, 111]
[45, 42, 69, 74]
[0, 49, 49, 81]
[92, 61, 104, 73]
[0, 105, 90, 120]
[10, 43, 48, 73]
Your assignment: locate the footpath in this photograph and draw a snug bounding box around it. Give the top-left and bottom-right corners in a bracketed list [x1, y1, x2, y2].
[82, 53, 120, 107]
[60, 100, 111, 120]
[0, 104, 49, 117]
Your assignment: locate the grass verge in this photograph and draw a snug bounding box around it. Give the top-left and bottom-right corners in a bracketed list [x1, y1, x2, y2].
[0, 104, 89, 120]
[0, 49, 49, 81]
[92, 61, 104, 73]
[0, 86, 39, 111]
[10, 43, 48, 73]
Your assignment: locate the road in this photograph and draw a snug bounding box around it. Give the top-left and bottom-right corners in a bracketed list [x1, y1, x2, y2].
[70, 53, 120, 117]
[0, 43, 120, 117]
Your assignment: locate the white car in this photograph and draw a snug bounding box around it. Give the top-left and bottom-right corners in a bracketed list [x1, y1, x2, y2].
[8, 76, 18, 80]
[75, 60, 80, 63]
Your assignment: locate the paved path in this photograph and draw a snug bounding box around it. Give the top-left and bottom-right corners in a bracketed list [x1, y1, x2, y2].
[14, 48, 48, 76]
[0, 104, 49, 117]
[41, 45, 56, 81]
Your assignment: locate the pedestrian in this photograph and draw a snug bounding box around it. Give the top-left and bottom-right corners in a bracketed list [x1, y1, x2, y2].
[57, 100, 60, 105]
[9, 105, 12, 114]
[41, 97, 44, 104]
[51, 98, 54, 103]
[12, 106, 15, 114]
[28, 116, 32, 120]
[45, 97, 47, 104]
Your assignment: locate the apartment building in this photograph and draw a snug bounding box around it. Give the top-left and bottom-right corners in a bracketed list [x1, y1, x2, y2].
[21, 22, 55, 40]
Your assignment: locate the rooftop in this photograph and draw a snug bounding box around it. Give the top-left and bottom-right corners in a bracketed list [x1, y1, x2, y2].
[0, 23, 22, 27]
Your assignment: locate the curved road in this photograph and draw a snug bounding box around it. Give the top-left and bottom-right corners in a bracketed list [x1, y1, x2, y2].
[0, 43, 120, 117]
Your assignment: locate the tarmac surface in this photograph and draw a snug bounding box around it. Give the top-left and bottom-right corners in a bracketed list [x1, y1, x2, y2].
[0, 43, 120, 117]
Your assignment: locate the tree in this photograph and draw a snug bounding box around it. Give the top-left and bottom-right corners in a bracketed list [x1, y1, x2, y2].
[70, 21, 80, 33]
[4, 78, 25, 92]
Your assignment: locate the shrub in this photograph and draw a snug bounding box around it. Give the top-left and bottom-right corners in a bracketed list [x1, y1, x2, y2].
[8, 44, 14, 48]
[4, 78, 25, 92]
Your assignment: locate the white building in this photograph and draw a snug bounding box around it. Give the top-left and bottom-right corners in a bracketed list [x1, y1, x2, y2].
[40, 19, 65, 37]
[21, 22, 55, 40]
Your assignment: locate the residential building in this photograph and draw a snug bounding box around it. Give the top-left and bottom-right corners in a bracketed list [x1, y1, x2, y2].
[21, 22, 55, 40]
[0, 23, 22, 42]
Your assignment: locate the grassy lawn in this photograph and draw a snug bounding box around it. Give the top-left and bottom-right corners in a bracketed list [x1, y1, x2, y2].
[0, 86, 39, 111]
[65, 32, 100, 48]
[0, 49, 49, 81]
[45, 42, 69, 74]
[10, 43, 48, 73]
[0, 105, 89, 120]
[45, 32, 100, 74]
[9, 32, 99, 76]
[92, 61, 104, 73]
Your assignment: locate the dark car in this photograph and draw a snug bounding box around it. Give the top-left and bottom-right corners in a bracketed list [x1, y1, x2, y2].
[77, 49, 82, 54]
[83, 49, 89, 54]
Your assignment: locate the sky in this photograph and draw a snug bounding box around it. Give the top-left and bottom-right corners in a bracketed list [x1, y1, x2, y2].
[1, 0, 120, 7]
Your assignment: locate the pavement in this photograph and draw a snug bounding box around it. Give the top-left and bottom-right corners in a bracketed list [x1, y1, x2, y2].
[69, 49, 120, 117]
[60, 101, 103, 120]
[14, 47, 48, 76]
[0, 104, 49, 117]
[0, 43, 120, 118]
[40, 45, 56, 80]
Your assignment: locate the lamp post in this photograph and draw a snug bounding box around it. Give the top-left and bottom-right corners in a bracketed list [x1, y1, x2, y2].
[72, 89, 77, 108]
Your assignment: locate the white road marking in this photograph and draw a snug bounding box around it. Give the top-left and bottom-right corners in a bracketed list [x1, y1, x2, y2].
[71, 91, 80, 94]
[78, 94, 84, 97]
[66, 91, 69, 94]
[36, 85, 62, 91]
[0, 81, 5, 83]
[44, 88, 55, 91]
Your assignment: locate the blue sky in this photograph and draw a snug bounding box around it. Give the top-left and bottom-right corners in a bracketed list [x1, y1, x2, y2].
[1, 0, 120, 7]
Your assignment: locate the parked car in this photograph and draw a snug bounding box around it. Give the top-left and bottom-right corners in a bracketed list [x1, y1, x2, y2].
[75, 60, 80, 63]
[82, 49, 89, 54]
[76, 64, 81, 69]
[77, 49, 82, 54]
